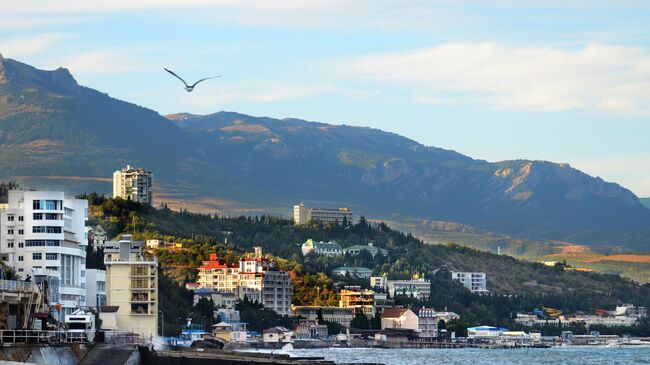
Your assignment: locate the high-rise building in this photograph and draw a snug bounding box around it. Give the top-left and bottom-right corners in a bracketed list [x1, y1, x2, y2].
[293, 202, 352, 225]
[104, 235, 158, 339]
[451, 271, 488, 293]
[113, 165, 153, 205]
[0, 190, 88, 317]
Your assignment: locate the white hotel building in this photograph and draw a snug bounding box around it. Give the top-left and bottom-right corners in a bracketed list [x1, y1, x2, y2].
[0, 190, 88, 316]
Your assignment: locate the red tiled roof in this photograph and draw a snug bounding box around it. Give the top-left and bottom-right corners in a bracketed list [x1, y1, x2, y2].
[381, 308, 409, 319]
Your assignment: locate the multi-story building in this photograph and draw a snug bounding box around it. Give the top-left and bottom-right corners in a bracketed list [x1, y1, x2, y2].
[386, 278, 431, 301]
[261, 268, 293, 316]
[414, 307, 438, 338]
[293, 202, 352, 225]
[343, 243, 388, 258]
[104, 235, 158, 339]
[301, 239, 343, 257]
[339, 286, 375, 318]
[294, 319, 328, 339]
[332, 266, 373, 279]
[291, 306, 354, 328]
[451, 271, 488, 293]
[196, 248, 292, 315]
[196, 254, 240, 293]
[0, 190, 88, 317]
[113, 165, 153, 206]
[85, 269, 106, 307]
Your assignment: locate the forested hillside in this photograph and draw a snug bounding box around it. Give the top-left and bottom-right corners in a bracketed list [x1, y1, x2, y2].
[84, 195, 650, 335]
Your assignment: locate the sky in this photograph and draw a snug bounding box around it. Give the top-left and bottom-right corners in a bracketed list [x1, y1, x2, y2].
[1, 1, 650, 196]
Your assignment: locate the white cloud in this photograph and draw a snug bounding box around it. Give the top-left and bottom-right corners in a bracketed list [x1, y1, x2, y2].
[58, 49, 150, 75]
[0, 33, 68, 58]
[341, 42, 650, 115]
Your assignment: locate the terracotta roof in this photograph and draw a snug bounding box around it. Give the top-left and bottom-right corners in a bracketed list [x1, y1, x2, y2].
[381, 308, 410, 319]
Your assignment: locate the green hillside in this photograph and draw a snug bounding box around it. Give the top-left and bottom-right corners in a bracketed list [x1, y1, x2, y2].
[86, 195, 650, 334]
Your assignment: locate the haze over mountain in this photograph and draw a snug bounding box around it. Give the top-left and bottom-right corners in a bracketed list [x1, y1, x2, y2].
[1, 56, 649, 251]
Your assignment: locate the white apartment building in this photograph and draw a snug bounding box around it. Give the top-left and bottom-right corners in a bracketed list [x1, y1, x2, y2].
[85, 269, 106, 307]
[104, 235, 158, 339]
[0, 190, 88, 317]
[113, 165, 153, 205]
[451, 271, 488, 293]
[293, 202, 352, 225]
[196, 249, 293, 315]
[386, 278, 431, 301]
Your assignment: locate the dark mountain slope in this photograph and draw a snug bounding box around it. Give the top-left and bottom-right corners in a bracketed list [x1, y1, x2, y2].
[171, 111, 650, 249]
[0, 55, 648, 250]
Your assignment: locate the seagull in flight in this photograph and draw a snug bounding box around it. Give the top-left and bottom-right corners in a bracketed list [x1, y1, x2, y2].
[164, 68, 220, 92]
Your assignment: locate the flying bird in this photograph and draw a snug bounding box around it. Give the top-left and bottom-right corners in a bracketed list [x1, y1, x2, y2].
[164, 68, 220, 92]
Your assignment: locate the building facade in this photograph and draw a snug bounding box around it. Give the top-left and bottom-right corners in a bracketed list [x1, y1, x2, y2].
[451, 271, 488, 293]
[113, 165, 153, 206]
[380, 308, 419, 332]
[301, 239, 343, 257]
[332, 266, 373, 279]
[414, 307, 438, 338]
[0, 190, 88, 317]
[293, 202, 352, 225]
[339, 286, 375, 318]
[343, 243, 388, 258]
[196, 250, 293, 315]
[85, 269, 107, 307]
[386, 278, 431, 301]
[104, 235, 158, 339]
[291, 306, 354, 328]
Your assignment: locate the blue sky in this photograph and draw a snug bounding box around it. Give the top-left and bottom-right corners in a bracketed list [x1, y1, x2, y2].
[1, 1, 650, 196]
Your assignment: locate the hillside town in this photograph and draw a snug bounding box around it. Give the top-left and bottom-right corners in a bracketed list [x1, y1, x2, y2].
[0, 165, 649, 356]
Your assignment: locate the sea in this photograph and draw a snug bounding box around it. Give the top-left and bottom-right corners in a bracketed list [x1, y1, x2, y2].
[288, 347, 650, 365]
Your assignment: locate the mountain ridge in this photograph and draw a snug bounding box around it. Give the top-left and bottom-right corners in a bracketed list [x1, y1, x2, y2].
[1, 56, 649, 251]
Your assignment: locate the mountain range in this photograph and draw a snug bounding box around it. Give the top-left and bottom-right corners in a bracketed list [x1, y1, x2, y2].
[1, 55, 649, 251]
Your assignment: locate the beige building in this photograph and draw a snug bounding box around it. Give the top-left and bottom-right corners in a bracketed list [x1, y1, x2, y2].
[113, 165, 153, 205]
[104, 235, 158, 340]
[381, 308, 419, 332]
[293, 202, 352, 225]
[339, 286, 375, 318]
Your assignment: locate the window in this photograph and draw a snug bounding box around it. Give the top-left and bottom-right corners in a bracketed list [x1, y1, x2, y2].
[18, 229, 23, 235]
[45, 213, 59, 220]
[46, 266, 58, 271]
[81, 270, 85, 278]
[26, 240, 60, 247]
[18, 216, 23, 222]
[7, 242, 14, 248]
[18, 268, 23, 272]
[33, 200, 41, 210]
[7, 215, 14, 221]
[33, 253, 42, 260]
[33, 213, 43, 220]
[7, 229, 13, 235]
[32, 226, 62, 234]
[18, 242, 23, 248]
[46, 253, 58, 260]
[18, 256, 23, 261]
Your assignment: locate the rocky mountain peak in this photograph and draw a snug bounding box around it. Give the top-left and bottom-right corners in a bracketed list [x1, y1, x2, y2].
[0, 57, 79, 94]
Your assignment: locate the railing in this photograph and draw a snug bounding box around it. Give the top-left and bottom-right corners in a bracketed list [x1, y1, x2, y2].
[0, 279, 38, 292]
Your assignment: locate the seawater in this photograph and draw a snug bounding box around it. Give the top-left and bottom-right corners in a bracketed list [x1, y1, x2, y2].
[288, 347, 650, 365]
